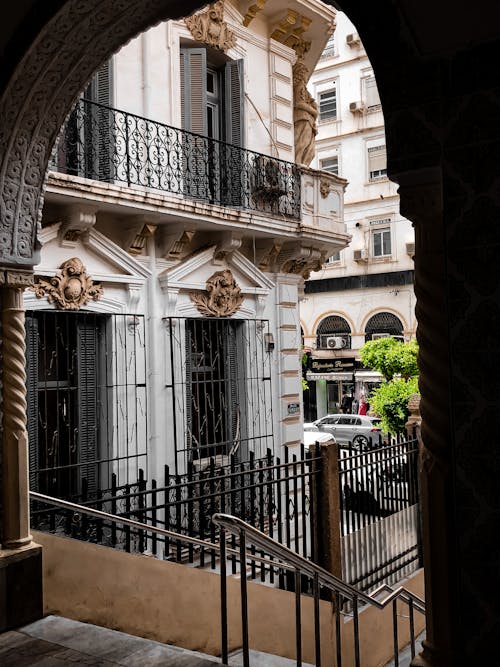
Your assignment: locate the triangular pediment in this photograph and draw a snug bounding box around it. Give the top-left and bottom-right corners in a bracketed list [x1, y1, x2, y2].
[160, 246, 274, 295]
[35, 223, 151, 283]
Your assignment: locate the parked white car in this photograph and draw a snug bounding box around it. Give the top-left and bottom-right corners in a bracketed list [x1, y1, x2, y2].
[303, 414, 382, 449]
[302, 430, 336, 449]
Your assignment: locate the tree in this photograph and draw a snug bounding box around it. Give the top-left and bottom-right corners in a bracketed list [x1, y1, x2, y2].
[369, 376, 419, 434]
[359, 337, 419, 434]
[360, 337, 418, 381]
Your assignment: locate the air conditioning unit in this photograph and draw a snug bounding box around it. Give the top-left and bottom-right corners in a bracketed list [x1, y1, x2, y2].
[349, 101, 367, 114]
[353, 248, 368, 262]
[326, 336, 346, 349]
[346, 33, 361, 46]
[406, 241, 415, 257]
[372, 333, 391, 340]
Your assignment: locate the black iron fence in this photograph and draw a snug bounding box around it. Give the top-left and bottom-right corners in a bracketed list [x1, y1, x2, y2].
[31, 445, 319, 589]
[51, 98, 301, 219]
[339, 433, 421, 593]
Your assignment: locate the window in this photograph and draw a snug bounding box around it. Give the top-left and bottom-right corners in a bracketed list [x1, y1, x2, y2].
[363, 76, 381, 111]
[319, 88, 337, 121]
[321, 34, 335, 58]
[320, 156, 339, 175]
[365, 312, 404, 342]
[372, 228, 392, 257]
[316, 315, 352, 349]
[325, 251, 341, 264]
[367, 144, 387, 181]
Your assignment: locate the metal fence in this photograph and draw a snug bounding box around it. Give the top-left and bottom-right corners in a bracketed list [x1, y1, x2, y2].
[50, 98, 301, 219]
[339, 434, 421, 593]
[31, 445, 319, 589]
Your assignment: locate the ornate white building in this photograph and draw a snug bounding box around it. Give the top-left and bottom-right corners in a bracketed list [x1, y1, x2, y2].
[300, 10, 416, 420]
[25, 0, 347, 497]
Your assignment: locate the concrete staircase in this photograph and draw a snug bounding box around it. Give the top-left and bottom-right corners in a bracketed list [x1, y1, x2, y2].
[0, 616, 314, 667]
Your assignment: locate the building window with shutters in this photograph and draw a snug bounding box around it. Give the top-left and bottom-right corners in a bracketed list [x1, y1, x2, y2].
[318, 86, 337, 121]
[26, 311, 147, 499]
[362, 75, 381, 112]
[180, 46, 244, 205]
[367, 143, 387, 181]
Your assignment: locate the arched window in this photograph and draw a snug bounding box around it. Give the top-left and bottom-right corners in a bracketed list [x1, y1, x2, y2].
[364, 312, 403, 342]
[316, 315, 351, 350]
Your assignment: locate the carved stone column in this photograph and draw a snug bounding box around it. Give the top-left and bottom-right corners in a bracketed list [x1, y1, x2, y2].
[398, 171, 458, 667]
[0, 268, 42, 632]
[0, 269, 33, 549]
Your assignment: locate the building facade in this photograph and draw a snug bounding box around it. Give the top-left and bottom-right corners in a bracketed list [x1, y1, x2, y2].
[300, 10, 416, 420]
[24, 0, 347, 499]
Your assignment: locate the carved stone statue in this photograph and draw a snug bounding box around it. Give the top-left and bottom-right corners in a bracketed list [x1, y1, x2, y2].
[293, 59, 318, 167]
[33, 257, 103, 310]
[190, 269, 243, 317]
[184, 1, 236, 53]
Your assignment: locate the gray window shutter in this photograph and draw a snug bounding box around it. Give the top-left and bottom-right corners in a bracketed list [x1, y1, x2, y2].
[77, 322, 99, 495]
[25, 316, 39, 490]
[180, 48, 208, 135]
[224, 59, 244, 147]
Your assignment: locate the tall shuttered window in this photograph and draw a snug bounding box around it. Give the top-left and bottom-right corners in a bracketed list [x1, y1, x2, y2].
[319, 88, 337, 121]
[367, 144, 387, 181]
[180, 48, 244, 205]
[363, 76, 381, 111]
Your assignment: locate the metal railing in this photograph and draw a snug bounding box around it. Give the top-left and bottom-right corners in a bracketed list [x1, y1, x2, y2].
[30, 490, 425, 667]
[50, 98, 301, 219]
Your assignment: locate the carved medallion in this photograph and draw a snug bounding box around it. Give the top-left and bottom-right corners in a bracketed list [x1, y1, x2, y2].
[184, 1, 236, 53]
[190, 269, 243, 317]
[33, 257, 103, 310]
[320, 178, 331, 199]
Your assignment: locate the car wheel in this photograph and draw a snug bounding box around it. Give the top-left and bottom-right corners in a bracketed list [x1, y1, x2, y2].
[352, 434, 369, 450]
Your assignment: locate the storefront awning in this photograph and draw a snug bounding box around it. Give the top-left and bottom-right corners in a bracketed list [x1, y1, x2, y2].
[354, 370, 384, 382]
[306, 372, 354, 381]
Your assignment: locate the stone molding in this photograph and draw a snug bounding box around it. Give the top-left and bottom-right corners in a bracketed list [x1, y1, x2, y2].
[33, 257, 103, 310]
[190, 269, 243, 317]
[184, 1, 236, 53]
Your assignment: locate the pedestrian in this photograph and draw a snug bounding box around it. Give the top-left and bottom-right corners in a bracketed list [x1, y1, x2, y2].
[358, 394, 368, 415]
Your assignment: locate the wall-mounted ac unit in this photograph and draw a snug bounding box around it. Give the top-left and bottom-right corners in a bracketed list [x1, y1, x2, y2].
[326, 336, 346, 349]
[406, 241, 415, 257]
[372, 333, 391, 340]
[353, 248, 368, 262]
[346, 33, 361, 46]
[349, 101, 367, 114]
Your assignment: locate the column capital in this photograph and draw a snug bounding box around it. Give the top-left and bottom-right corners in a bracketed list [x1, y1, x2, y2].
[0, 268, 34, 289]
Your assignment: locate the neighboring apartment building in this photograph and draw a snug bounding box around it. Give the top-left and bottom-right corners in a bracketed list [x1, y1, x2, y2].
[25, 0, 347, 500]
[300, 10, 416, 421]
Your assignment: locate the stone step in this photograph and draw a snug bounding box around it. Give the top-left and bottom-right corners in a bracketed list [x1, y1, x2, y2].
[229, 648, 314, 666]
[3, 615, 220, 666]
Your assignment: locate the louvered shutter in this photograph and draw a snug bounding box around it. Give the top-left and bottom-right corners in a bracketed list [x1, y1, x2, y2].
[223, 59, 244, 205]
[224, 60, 244, 147]
[365, 76, 381, 109]
[85, 59, 114, 181]
[77, 322, 99, 495]
[180, 49, 209, 200]
[25, 316, 39, 490]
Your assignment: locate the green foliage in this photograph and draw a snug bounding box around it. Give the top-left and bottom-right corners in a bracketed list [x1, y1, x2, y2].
[369, 376, 419, 434]
[360, 337, 419, 381]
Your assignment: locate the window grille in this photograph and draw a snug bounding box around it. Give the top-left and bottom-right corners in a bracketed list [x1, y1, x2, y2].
[365, 311, 403, 341]
[317, 315, 352, 349]
[165, 318, 274, 473]
[26, 311, 147, 500]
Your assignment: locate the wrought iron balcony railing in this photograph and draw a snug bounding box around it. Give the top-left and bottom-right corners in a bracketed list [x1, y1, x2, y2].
[50, 98, 301, 219]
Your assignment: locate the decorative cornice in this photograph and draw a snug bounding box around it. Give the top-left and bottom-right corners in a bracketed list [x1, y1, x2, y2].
[32, 257, 103, 310]
[190, 269, 243, 317]
[184, 1, 236, 53]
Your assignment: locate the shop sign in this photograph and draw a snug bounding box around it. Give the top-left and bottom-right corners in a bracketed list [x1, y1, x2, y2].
[310, 358, 355, 373]
[287, 402, 300, 415]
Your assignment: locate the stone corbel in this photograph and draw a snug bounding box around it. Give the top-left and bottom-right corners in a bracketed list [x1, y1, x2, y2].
[243, 0, 267, 27]
[277, 243, 325, 279]
[160, 229, 196, 260]
[127, 284, 142, 311]
[256, 240, 282, 273]
[255, 294, 267, 321]
[213, 232, 243, 264]
[270, 9, 299, 43]
[184, 0, 236, 53]
[58, 206, 97, 248]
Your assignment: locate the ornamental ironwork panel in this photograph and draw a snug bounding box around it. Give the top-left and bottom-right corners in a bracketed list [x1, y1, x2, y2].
[50, 98, 301, 219]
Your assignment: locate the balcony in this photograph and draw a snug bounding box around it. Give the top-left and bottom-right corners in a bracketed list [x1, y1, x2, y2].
[50, 99, 301, 220]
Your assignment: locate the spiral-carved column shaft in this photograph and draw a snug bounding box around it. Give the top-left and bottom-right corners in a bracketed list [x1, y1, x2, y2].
[399, 174, 459, 667]
[1, 271, 33, 549]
